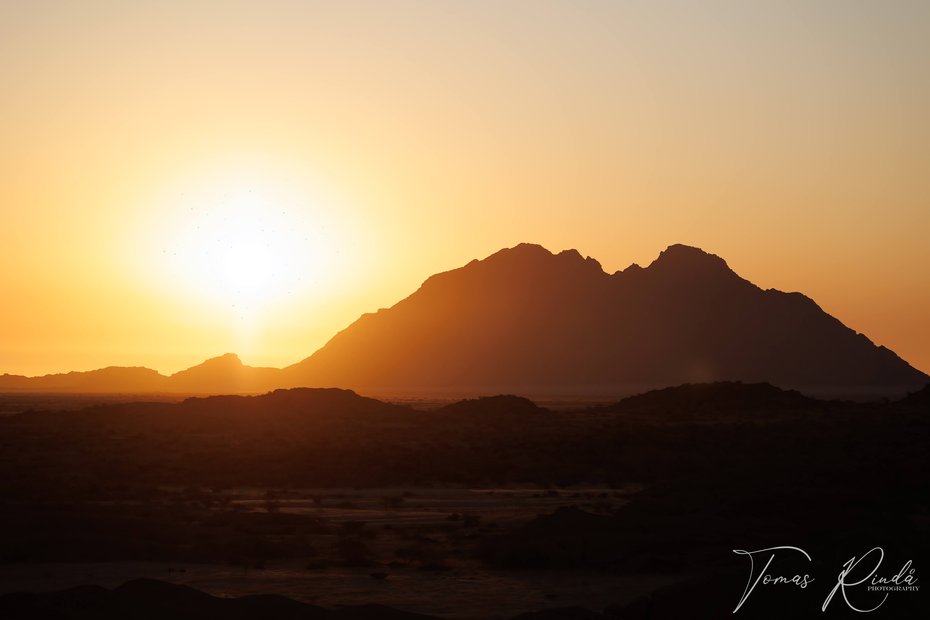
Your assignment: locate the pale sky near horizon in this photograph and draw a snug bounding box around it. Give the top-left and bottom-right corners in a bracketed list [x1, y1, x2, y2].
[1, 1, 929, 376]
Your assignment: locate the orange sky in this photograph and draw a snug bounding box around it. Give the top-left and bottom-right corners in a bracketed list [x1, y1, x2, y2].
[1, 1, 928, 376]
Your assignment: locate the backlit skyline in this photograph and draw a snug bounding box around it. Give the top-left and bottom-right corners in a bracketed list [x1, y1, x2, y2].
[1, 1, 928, 376]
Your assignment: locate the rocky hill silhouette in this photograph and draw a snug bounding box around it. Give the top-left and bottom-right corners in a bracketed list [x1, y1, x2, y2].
[597, 381, 818, 417]
[1, 382, 925, 616]
[0, 366, 167, 392]
[0, 354, 275, 395]
[283, 244, 927, 397]
[167, 353, 281, 394]
[3, 383, 922, 495]
[1, 244, 926, 398]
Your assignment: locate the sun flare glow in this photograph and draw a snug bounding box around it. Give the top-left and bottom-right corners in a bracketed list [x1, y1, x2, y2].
[144, 175, 345, 321]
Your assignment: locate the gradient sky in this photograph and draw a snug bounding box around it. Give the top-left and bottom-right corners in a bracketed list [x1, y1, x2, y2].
[1, 1, 928, 376]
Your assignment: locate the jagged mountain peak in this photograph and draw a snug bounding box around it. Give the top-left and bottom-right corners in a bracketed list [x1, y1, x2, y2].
[647, 244, 735, 276]
[483, 243, 602, 269]
[286, 243, 927, 397]
[169, 353, 242, 377]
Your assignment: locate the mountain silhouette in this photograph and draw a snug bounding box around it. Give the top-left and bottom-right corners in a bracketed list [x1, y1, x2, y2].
[600, 381, 817, 415]
[168, 353, 280, 393]
[0, 366, 167, 392]
[0, 355, 275, 395]
[1, 244, 926, 398]
[281, 243, 927, 397]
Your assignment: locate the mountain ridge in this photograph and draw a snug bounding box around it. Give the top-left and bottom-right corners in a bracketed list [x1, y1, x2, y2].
[282, 243, 927, 396]
[2, 243, 926, 398]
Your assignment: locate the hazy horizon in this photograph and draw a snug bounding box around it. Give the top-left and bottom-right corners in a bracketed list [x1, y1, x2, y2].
[1, 243, 926, 380]
[2, 1, 929, 376]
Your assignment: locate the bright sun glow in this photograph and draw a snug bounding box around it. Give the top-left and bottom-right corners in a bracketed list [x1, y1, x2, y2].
[185, 192, 305, 304]
[144, 172, 346, 323]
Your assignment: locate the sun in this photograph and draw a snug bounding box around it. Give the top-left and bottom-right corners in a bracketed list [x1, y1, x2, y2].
[149, 176, 341, 319]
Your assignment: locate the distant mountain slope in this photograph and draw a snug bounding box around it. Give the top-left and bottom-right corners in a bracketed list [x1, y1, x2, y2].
[0, 366, 167, 392]
[0, 354, 276, 394]
[282, 244, 927, 397]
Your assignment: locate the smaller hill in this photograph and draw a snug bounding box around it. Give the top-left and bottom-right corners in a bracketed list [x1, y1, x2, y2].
[440, 395, 546, 418]
[599, 381, 818, 417]
[899, 383, 930, 409]
[168, 353, 282, 393]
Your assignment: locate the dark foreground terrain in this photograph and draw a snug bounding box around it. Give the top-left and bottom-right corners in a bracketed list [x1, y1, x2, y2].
[0, 383, 926, 618]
